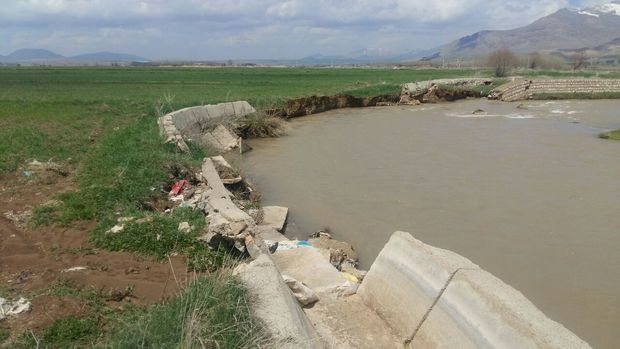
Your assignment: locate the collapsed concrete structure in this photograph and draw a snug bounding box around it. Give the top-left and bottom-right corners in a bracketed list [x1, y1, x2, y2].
[157, 101, 256, 153]
[158, 97, 594, 348]
[489, 79, 620, 101]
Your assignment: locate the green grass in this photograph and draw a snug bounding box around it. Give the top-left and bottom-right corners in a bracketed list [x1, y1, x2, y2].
[521, 69, 620, 79]
[91, 208, 227, 272]
[599, 129, 620, 140]
[6, 271, 257, 349]
[104, 272, 263, 349]
[0, 329, 9, 343]
[531, 92, 620, 100]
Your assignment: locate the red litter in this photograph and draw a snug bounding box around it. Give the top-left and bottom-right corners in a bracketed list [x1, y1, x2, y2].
[169, 179, 189, 196]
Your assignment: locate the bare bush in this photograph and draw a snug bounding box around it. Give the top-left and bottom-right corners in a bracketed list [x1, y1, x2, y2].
[488, 49, 517, 77]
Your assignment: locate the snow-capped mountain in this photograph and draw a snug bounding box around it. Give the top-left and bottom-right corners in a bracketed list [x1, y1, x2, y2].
[435, 1, 620, 58]
[577, 1, 620, 17]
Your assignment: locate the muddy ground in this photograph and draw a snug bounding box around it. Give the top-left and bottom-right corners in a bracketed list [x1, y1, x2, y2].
[0, 169, 186, 339]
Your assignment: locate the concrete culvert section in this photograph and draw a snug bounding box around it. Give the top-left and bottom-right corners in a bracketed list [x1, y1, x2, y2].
[158, 101, 256, 153]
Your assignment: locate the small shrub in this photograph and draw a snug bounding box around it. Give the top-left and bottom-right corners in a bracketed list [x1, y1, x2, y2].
[235, 113, 286, 138]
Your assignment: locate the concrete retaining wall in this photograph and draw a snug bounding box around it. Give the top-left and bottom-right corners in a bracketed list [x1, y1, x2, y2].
[358, 231, 591, 349]
[157, 101, 256, 152]
[490, 79, 620, 101]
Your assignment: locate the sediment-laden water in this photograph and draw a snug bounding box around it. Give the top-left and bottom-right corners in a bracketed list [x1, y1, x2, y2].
[235, 99, 620, 348]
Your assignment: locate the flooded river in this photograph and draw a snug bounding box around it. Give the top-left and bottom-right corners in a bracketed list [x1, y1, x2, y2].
[236, 99, 619, 348]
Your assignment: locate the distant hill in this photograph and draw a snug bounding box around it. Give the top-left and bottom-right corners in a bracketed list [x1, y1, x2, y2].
[0, 49, 149, 63]
[436, 1, 620, 58]
[552, 37, 620, 63]
[6, 48, 64, 61]
[70, 51, 149, 62]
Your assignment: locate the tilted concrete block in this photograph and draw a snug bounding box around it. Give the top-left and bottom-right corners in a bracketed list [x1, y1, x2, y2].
[358, 231, 478, 340]
[411, 269, 592, 349]
[235, 255, 324, 349]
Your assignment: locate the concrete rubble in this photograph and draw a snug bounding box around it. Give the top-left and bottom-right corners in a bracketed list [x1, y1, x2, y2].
[259, 206, 289, 232]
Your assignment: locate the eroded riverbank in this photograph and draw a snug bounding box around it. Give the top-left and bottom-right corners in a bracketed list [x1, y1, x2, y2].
[236, 99, 620, 349]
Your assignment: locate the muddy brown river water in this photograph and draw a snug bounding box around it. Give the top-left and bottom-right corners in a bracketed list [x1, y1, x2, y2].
[235, 99, 619, 348]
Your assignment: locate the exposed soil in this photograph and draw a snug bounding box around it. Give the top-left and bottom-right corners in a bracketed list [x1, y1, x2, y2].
[0, 170, 187, 338]
[278, 94, 401, 118]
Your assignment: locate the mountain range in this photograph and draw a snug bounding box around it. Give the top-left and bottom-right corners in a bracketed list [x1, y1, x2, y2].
[435, 1, 620, 59]
[3, 2, 620, 65]
[0, 49, 149, 63]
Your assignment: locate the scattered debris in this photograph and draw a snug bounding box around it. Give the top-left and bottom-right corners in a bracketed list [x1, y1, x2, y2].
[309, 236, 358, 268]
[106, 224, 125, 234]
[62, 266, 89, 273]
[0, 297, 31, 321]
[178, 221, 192, 233]
[3, 210, 32, 230]
[282, 275, 319, 306]
[276, 240, 312, 252]
[211, 156, 243, 184]
[169, 179, 189, 196]
[106, 286, 134, 302]
[310, 229, 332, 239]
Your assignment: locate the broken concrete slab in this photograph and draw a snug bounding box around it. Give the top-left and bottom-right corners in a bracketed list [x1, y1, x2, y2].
[158, 101, 256, 153]
[257, 226, 290, 243]
[235, 255, 324, 349]
[411, 268, 592, 349]
[271, 246, 349, 294]
[260, 206, 289, 232]
[282, 274, 319, 306]
[357, 231, 478, 341]
[199, 158, 255, 249]
[210, 155, 242, 184]
[358, 231, 591, 348]
[303, 294, 405, 349]
[202, 124, 240, 153]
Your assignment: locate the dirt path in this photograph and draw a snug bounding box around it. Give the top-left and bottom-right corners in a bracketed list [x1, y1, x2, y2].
[0, 170, 186, 337]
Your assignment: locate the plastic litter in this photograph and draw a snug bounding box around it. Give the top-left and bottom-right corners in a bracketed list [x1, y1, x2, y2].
[275, 240, 313, 252]
[0, 297, 31, 321]
[169, 179, 189, 196]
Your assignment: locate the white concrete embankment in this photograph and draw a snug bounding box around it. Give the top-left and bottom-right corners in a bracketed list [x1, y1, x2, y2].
[489, 79, 620, 101]
[157, 101, 255, 152]
[358, 231, 591, 349]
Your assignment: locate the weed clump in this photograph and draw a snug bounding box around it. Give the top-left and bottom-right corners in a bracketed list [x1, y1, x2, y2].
[599, 129, 620, 140]
[235, 113, 286, 138]
[105, 272, 266, 349]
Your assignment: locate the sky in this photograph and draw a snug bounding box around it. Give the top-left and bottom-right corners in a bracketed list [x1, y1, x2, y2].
[0, 0, 613, 60]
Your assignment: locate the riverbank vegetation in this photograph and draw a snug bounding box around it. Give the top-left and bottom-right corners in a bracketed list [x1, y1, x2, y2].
[599, 129, 620, 140]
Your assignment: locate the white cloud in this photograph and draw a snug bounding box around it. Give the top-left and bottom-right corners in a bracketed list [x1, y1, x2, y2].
[0, 0, 596, 59]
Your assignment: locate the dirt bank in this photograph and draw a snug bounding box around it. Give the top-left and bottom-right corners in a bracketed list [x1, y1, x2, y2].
[0, 170, 186, 339]
[274, 94, 401, 118]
